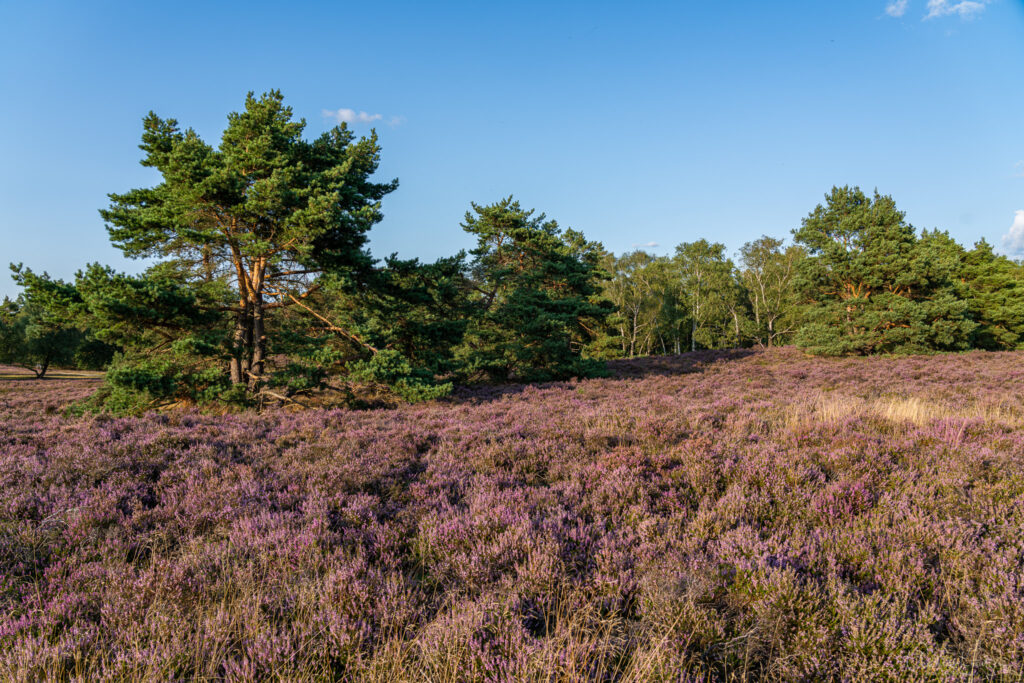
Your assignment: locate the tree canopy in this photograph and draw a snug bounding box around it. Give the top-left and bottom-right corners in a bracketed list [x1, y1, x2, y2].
[793, 186, 976, 356]
[7, 91, 1024, 410]
[101, 90, 397, 393]
[457, 197, 613, 382]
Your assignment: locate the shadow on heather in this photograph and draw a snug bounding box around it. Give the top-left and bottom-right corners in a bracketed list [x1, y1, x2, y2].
[450, 348, 760, 404]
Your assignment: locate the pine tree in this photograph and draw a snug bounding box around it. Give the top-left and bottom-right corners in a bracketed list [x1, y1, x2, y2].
[2, 267, 91, 377]
[793, 186, 974, 355]
[962, 239, 1024, 349]
[458, 197, 613, 382]
[100, 90, 396, 394]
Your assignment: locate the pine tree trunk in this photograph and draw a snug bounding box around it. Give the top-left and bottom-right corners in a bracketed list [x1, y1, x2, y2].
[249, 295, 266, 391]
[230, 304, 246, 385]
[230, 303, 254, 385]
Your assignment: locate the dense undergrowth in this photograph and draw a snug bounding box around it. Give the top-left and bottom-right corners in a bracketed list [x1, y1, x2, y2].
[1, 348, 1022, 681]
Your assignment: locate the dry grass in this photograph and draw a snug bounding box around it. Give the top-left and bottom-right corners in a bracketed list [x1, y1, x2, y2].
[785, 393, 1023, 431]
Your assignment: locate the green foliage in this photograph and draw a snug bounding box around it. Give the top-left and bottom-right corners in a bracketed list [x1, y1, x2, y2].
[457, 197, 613, 382]
[100, 89, 397, 396]
[1, 266, 113, 377]
[68, 264, 234, 412]
[15, 88, 1022, 406]
[347, 349, 453, 402]
[602, 251, 687, 356]
[326, 254, 472, 377]
[738, 236, 805, 347]
[961, 239, 1024, 349]
[674, 239, 744, 351]
[793, 186, 976, 356]
[97, 352, 234, 412]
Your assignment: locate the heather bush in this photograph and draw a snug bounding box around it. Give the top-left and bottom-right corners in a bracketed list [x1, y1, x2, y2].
[1, 349, 1022, 680]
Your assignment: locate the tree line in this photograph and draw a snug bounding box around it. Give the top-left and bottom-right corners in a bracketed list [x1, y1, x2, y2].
[601, 186, 1024, 357]
[2, 91, 1022, 412]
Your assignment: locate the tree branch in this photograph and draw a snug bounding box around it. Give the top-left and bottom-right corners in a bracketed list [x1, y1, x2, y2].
[283, 292, 379, 354]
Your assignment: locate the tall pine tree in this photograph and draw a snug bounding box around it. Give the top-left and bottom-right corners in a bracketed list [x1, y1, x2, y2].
[101, 91, 396, 394]
[793, 186, 974, 355]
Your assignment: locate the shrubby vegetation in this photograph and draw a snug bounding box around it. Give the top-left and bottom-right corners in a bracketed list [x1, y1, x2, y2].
[4, 89, 1023, 681]
[5, 90, 1023, 412]
[3, 349, 1023, 679]
[0, 266, 115, 377]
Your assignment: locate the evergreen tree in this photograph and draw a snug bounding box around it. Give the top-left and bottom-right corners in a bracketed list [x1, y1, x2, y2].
[320, 254, 473, 402]
[458, 197, 613, 382]
[962, 239, 1024, 349]
[793, 186, 974, 355]
[562, 228, 620, 361]
[1, 267, 95, 378]
[0, 297, 81, 378]
[100, 90, 396, 395]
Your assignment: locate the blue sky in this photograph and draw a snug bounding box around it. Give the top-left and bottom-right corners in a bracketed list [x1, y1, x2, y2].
[1, 0, 1022, 298]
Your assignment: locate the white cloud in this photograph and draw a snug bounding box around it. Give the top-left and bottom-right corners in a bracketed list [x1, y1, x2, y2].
[631, 241, 659, 248]
[886, 0, 909, 17]
[1001, 210, 1024, 255]
[322, 108, 383, 125]
[1015, 161, 1024, 177]
[925, 0, 991, 19]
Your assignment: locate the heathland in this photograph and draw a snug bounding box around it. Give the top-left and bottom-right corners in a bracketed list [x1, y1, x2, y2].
[1, 348, 1022, 680]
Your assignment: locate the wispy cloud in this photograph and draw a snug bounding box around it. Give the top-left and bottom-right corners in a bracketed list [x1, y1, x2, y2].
[1015, 161, 1024, 178]
[631, 241, 659, 249]
[925, 0, 991, 19]
[321, 108, 402, 126]
[886, 0, 910, 17]
[1001, 210, 1024, 255]
[885, 0, 993, 19]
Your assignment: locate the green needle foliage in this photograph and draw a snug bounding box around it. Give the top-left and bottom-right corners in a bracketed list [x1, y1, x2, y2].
[962, 239, 1024, 349]
[100, 90, 397, 395]
[321, 253, 474, 402]
[10, 92, 615, 411]
[793, 186, 976, 356]
[458, 197, 614, 382]
[1, 266, 114, 378]
[10, 89, 1024, 409]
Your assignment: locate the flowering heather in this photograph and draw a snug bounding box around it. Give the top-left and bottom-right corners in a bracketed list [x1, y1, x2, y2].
[1, 349, 1023, 681]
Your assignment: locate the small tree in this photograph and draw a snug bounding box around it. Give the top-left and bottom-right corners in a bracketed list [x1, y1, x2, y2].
[73, 263, 229, 411]
[0, 272, 83, 378]
[0, 299, 79, 378]
[673, 239, 734, 351]
[961, 239, 1024, 349]
[603, 250, 662, 357]
[458, 197, 612, 382]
